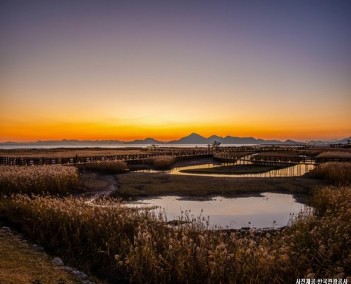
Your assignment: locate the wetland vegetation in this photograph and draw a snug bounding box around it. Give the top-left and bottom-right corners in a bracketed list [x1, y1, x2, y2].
[0, 147, 350, 283]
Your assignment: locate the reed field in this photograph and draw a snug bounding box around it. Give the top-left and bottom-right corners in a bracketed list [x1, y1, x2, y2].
[0, 186, 350, 283]
[0, 148, 145, 158]
[82, 160, 128, 174]
[317, 151, 351, 159]
[0, 165, 78, 195]
[309, 162, 351, 185]
[0, 158, 350, 282]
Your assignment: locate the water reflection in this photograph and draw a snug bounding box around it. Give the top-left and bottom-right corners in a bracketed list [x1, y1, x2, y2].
[137, 155, 315, 177]
[171, 163, 315, 177]
[126, 193, 310, 229]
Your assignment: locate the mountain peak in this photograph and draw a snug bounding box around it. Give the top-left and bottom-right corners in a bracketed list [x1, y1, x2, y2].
[187, 133, 204, 138]
[126, 137, 162, 144]
[169, 133, 207, 144]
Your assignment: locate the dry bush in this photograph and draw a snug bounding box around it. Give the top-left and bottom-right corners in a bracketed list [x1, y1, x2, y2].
[309, 162, 351, 185]
[0, 165, 78, 195]
[144, 156, 176, 170]
[83, 160, 128, 174]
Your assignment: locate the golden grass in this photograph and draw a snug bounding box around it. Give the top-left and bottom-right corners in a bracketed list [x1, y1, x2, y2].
[83, 160, 128, 174]
[1, 186, 350, 283]
[309, 162, 351, 185]
[317, 151, 351, 159]
[0, 165, 79, 195]
[0, 148, 145, 158]
[0, 196, 151, 282]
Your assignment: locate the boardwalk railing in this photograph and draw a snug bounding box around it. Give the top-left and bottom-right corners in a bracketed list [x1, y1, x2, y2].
[1, 150, 350, 166]
[0, 150, 212, 166]
[251, 155, 316, 166]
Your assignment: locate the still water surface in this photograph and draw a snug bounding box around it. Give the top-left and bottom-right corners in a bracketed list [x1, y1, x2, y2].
[170, 163, 315, 177]
[138, 160, 315, 178]
[126, 193, 310, 229]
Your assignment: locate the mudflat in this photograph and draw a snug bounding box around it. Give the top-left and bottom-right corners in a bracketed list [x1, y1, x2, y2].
[115, 172, 327, 199]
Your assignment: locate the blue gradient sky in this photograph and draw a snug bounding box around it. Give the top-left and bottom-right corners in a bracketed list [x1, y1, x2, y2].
[1, 0, 350, 141]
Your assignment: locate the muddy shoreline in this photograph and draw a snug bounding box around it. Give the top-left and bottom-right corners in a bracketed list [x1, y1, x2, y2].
[77, 170, 326, 206]
[75, 157, 327, 205]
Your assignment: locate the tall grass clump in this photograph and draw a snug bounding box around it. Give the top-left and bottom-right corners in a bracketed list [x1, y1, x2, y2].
[115, 185, 351, 282]
[0, 165, 78, 195]
[145, 156, 176, 170]
[317, 151, 351, 159]
[83, 160, 128, 174]
[278, 186, 351, 279]
[309, 162, 351, 185]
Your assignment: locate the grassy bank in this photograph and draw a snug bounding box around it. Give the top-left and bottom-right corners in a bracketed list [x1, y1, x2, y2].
[0, 186, 350, 283]
[0, 228, 80, 284]
[180, 164, 287, 175]
[116, 172, 324, 198]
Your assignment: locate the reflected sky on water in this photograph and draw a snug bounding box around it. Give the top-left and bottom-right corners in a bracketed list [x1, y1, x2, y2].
[126, 193, 310, 229]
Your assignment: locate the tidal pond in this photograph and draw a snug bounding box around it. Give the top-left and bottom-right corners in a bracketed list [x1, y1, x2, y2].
[126, 192, 310, 229]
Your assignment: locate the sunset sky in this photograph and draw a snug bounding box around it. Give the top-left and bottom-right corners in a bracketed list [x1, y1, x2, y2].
[1, 0, 350, 142]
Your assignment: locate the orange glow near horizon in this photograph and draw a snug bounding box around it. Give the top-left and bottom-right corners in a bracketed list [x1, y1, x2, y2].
[1, 116, 350, 142]
[1, 80, 350, 142]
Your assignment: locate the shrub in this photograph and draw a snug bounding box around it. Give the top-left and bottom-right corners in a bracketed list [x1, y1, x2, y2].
[144, 156, 176, 170]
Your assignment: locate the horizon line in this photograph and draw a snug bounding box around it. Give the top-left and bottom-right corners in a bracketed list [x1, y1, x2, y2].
[0, 132, 350, 144]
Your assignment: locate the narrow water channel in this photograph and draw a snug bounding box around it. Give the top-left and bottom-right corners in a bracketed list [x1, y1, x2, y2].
[137, 159, 315, 178]
[170, 163, 315, 177]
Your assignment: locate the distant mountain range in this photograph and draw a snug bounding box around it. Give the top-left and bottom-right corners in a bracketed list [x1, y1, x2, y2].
[0, 133, 350, 147]
[336, 137, 351, 144]
[306, 137, 351, 146]
[167, 133, 300, 145]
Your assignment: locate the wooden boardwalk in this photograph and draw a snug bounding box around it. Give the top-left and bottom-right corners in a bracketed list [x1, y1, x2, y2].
[250, 155, 316, 166]
[0, 150, 212, 166]
[1, 148, 350, 166]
